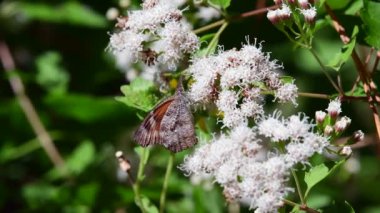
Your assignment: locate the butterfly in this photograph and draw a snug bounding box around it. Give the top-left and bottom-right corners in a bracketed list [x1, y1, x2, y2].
[133, 79, 197, 152]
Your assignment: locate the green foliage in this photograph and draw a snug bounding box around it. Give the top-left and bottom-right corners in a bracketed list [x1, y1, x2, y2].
[361, 0, 380, 49]
[116, 78, 159, 112]
[304, 160, 345, 198]
[327, 26, 358, 71]
[36, 52, 69, 95]
[11, 1, 107, 27]
[208, 0, 231, 9]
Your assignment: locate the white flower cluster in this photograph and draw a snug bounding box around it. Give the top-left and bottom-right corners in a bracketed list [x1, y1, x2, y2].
[187, 42, 298, 128]
[109, 0, 199, 78]
[181, 112, 329, 212]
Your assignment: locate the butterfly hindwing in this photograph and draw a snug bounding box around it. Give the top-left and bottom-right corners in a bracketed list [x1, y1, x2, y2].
[160, 92, 197, 152]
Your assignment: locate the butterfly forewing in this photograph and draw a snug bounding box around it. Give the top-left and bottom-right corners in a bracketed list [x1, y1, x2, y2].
[133, 98, 174, 147]
[133, 79, 197, 152]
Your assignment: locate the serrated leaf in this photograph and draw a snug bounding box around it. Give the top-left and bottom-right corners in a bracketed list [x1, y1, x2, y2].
[208, 0, 231, 9]
[361, 0, 380, 49]
[304, 160, 345, 198]
[327, 26, 358, 71]
[36, 52, 69, 95]
[116, 78, 159, 112]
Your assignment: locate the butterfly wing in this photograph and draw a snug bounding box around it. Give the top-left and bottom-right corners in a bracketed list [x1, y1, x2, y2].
[133, 98, 174, 147]
[159, 93, 197, 152]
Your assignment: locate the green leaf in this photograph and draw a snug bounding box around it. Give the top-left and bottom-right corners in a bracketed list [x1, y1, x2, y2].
[361, 0, 380, 49]
[279, 76, 295, 84]
[208, 0, 231, 9]
[195, 33, 218, 57]
[345, 201, 356, 213]
[45, 94, 130, 123]
[36, 52, 69, 95]
[65, 141, 95, 175]
[140, 195, 159, 213]
[345, 1, 363, 15]
[304, 160, 345, 198]
[75, 182, 100, 206]
[15, 2, 107, 27]
[116, 78, 159, 112]
[23, 182, 61, 208]
[327, 26, 358, 71]
[326, 0, 350, 9]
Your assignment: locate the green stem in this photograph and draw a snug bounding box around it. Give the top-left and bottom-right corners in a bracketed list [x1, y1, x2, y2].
[282, 198, 299, 207]
[134, 148, 149, 213]
[309, 48, 342, 94]
[298, 92, 331, 99]
[205, 21, 229, 56]
[291, 169, 305, 205]
[159, 153, 175, 213]
[193, 19, 225, 34]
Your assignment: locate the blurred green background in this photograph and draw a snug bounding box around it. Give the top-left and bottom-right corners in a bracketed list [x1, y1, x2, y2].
[1, 0, 380, 212]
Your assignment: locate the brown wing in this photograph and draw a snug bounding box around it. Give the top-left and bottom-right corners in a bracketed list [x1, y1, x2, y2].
[159, 93, 197, 152]
[133, 98, 174, 147]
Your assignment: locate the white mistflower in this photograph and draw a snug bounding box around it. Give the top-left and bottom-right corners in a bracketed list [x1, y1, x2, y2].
[300, 7, 317, 24]
[196, 6, 221, 23]
[109, 0, 199, 79]
[188, 41, 298, 128]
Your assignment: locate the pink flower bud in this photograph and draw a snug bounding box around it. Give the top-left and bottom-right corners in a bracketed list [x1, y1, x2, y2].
[334, 116, 351, 133]
[298, 0, 309, 9]
[340, 146, 352, 156]
[300, 7, 317, 24]
[267, 10, 280, 24]
[353, 130, 364, 142]
[315, 110, 326, 124]
[326, 98, 341, 119]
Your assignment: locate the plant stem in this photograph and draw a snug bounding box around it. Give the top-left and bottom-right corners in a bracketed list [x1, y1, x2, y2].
[134, 148, 149, 213]
[193, 5, 278, 35]
[0, 40, 67, 173]
[291, 169, 305, 205]
[205, 21, 229, 56]
[193, 19, 226, 34]
[159, 153, 175, 213]
[309, 48, 342, 94]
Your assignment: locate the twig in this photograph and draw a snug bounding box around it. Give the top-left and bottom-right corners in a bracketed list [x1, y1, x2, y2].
[193, 5, 278, 35]
[0, 40, 66, 170]
[283, 199, 320, 213]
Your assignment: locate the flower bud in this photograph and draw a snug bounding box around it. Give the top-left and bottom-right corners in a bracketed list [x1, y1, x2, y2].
[300, 7, 317, 24]
[339, 146, 352, 156]
[326, 99, 341, 119]
[267, 10, 281, 24]
[324, 125, 333, 136]
[298, 0, 309, 9]
[278, 4, 292, 20]
[353, 130, 364, 142]
[315, 110, 326, 124]
[106, 7, 120, 21]
[334, 116, 351, 133]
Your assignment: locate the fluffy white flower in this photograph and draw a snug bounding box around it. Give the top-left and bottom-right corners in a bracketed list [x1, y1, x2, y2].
[109, 0, 199, 78]
[326, 98, 342, 118]
[188, 42, 297, 128]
